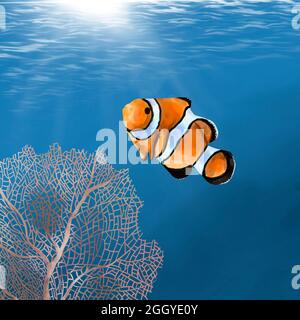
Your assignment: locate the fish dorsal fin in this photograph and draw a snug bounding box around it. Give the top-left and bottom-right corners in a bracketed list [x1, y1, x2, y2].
[156, 98, 191, 131]
[176, 97, 192, 107]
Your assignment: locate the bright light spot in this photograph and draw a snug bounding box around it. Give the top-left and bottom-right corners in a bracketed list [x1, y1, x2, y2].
[60, 0, 127, 17]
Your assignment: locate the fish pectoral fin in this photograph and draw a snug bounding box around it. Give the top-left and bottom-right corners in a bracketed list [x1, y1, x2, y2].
[148, 130, 160, 160]
[136, 139, 151, 161]
[139, 146, 149, 161]
[153, 129, 169, 159]
[130, 134, 150, 161]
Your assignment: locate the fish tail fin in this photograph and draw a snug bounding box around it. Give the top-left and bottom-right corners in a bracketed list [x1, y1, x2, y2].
[194, 147, 235, 185]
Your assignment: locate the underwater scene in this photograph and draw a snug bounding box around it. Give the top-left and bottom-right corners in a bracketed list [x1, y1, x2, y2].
[0, 0, 300, 300]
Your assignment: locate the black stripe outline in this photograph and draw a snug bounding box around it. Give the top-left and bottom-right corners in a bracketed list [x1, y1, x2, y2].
[129, 99, 162, 141]
[202, 150, 236, 185]
[156, 107, 192, 159]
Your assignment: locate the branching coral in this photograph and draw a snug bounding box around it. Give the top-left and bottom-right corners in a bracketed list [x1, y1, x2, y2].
[0, 144, 163, 300]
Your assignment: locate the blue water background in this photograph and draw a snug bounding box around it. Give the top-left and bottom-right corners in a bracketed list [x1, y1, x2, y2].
[1, 0, 300, 299]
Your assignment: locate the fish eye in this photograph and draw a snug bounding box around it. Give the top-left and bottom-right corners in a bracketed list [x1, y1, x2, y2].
[145, 107, 151, 115]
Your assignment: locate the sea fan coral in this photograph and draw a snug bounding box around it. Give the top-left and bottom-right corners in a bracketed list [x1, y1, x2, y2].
[0, 144, 163, 300]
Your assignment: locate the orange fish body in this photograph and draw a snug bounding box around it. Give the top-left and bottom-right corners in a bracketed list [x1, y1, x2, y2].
[122, 98, 235, 185]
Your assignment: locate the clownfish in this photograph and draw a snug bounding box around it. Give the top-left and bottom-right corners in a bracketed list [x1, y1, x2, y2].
[122, 98, 235, 185]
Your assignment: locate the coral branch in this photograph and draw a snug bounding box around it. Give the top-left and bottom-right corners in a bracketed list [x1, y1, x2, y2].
[1, 289, 18, 300]
[0, 243, 38, 260]
[0, 144, 163, 300]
